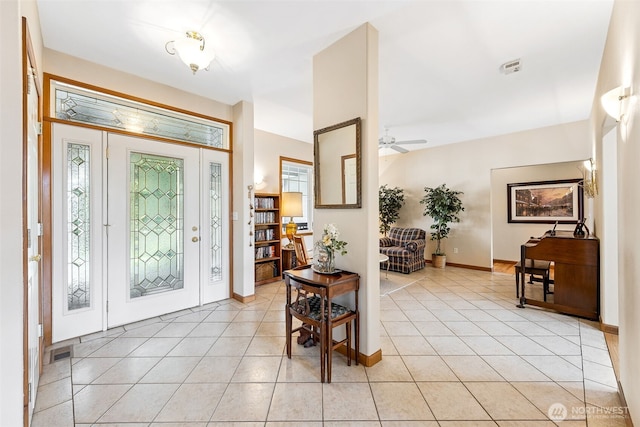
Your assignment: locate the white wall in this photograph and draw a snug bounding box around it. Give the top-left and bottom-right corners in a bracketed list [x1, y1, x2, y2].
[253, 129, 314, 252]
[232, 101, 256, 298]
[0, 3, 25, 424]
[253, 129, 313, 194]
[491, 161, 584, 261]
[0, 1, 43, 424]
[379, 120, 590, 269]
[313, 23, 380, 359]
[44, 49, 232, 122]
[590, 0, 640, 418]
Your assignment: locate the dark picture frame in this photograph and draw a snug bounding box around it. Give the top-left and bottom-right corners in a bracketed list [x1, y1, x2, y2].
[507, 178, 583, 223]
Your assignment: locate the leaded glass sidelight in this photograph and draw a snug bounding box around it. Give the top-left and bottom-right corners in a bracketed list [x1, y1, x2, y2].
[129, 152, 184, 298]
[209, 162, 223, 282]
[67, 143, 91, 310]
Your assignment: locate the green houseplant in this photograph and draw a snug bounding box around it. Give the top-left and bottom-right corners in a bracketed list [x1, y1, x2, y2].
[419, 184, 464, 268]
[379, 185, 405, 236]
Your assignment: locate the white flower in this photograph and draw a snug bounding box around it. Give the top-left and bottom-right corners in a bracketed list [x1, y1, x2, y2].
[325, 223, 338, 238]
[318, 223, 348, 256]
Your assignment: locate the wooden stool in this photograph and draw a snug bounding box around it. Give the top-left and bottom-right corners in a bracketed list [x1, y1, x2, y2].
[287, 286, 357, 383]
[515, 259, 552, 301]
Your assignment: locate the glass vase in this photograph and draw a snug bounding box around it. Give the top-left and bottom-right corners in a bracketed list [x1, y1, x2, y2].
[314, 242, 335, 273]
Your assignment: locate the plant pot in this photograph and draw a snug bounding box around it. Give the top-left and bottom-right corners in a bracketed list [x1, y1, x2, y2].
[432, 254, 446, 269]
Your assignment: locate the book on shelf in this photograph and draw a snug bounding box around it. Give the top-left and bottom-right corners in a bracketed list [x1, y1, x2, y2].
[255, 229, 275, 242]
[255, 245, 276, 260]
[254, 197, 275, 209]
[255, 211, 276, 224]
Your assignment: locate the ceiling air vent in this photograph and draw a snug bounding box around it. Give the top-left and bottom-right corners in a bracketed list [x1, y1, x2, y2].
[500, 58, 521, 75]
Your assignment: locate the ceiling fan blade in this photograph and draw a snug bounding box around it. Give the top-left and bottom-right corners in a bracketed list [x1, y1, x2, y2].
[395, 139, 427, 145]
[391, 145, 409, 153]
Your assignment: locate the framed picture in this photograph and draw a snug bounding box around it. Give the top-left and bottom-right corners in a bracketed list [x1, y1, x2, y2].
[507, 178, 583, 223]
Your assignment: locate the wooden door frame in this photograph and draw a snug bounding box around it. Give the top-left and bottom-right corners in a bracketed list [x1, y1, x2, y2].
[41, 75, 234, 346]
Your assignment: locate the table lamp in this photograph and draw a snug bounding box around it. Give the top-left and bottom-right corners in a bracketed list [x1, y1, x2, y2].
[281, 192, 303, 248]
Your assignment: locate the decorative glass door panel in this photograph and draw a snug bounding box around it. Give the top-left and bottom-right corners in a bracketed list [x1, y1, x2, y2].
[52, 124, 104, 343]
[201, 149, 229, 303]
[209, 162, 222, 282]
[67, 143, 92, 309]
[107, 134, 200, 327]
[129, 152, 185, 298]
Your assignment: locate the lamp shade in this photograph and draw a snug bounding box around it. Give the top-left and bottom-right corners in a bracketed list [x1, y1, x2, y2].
[281, 192, 303, 218]
[171, 31, 214, 74]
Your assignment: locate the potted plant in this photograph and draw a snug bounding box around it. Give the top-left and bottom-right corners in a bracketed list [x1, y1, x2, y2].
[379, 185, 405, 236]
[419, 184, 464, 268]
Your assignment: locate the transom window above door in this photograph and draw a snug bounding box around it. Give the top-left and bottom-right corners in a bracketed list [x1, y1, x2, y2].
[50, 79, 230, 149]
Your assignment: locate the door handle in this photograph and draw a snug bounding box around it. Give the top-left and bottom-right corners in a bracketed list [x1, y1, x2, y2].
[192, 236, 199, 242]
[29, 254, 42, 262]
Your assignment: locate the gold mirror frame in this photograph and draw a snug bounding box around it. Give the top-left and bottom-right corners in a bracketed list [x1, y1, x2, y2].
[313, 117, 361, 209]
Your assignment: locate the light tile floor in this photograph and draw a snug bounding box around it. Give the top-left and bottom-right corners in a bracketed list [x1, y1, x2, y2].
[33, 266, 629, 426]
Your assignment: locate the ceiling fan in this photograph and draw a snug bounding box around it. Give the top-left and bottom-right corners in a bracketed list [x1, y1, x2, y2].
[378, 128, 427, 153]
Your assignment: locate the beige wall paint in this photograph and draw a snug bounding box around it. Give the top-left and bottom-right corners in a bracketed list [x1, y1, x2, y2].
[0, 3, 25, 425]
[313, 23, 381, 358]
[232, 101, 256, 297]
[253, 129, 314, 261]
[1, 2, 44, 425]
[379, 120, 590, 269]
[590, 0, 640, 419]
[44, 49, 233, 122]
[491, 161, 584, 261]
[254, 129, 313, 194]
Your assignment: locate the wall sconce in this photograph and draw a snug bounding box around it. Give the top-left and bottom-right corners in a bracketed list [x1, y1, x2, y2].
[254, 175, 267, 190]
[601, 86, 631, 121]
[580, 158, 597, 199]
[165, 31, 215, 75]
[281, 192, 303, 248]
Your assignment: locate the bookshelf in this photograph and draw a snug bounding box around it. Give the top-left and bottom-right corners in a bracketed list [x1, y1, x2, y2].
[254, 193, 282, 285]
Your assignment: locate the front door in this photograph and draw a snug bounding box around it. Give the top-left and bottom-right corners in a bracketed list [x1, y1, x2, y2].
[106, 134, 201, 327]
[52, 125, 230, 341]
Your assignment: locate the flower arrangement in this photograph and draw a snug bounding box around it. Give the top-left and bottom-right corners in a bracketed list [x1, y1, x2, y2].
[314, 223, 347, 273]
[320, 223, 348, 255]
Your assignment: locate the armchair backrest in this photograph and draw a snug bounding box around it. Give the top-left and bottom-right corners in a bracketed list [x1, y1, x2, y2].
[388, 227, 426, 244]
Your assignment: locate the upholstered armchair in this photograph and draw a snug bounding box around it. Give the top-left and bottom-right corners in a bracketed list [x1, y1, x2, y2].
[379, 227, 426, 274]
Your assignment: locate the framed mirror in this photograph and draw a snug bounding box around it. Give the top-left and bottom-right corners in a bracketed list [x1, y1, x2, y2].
[314, 117, 361, 208]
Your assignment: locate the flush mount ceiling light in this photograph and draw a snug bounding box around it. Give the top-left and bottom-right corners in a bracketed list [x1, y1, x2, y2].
[165, 31, 214, 75]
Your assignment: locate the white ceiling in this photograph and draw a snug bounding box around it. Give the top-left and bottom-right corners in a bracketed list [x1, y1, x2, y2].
[36, 0, 613, 153]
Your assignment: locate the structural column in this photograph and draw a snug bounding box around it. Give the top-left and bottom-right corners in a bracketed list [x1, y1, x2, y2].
[313, 23, 381, 363]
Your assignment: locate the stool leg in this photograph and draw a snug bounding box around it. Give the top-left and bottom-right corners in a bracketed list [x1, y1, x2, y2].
[346, 320, 352, 366]
[326, 321, 332, 383]
[320, 322, 326, 383]
[355, 312, 360, 366]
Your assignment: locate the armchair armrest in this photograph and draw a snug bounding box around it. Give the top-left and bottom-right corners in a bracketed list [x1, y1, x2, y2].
[404, 239, 426, 252]
[379, 237, 393, 247]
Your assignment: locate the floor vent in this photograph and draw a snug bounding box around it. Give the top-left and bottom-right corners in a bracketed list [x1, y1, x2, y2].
[50, 346, 73, 363]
